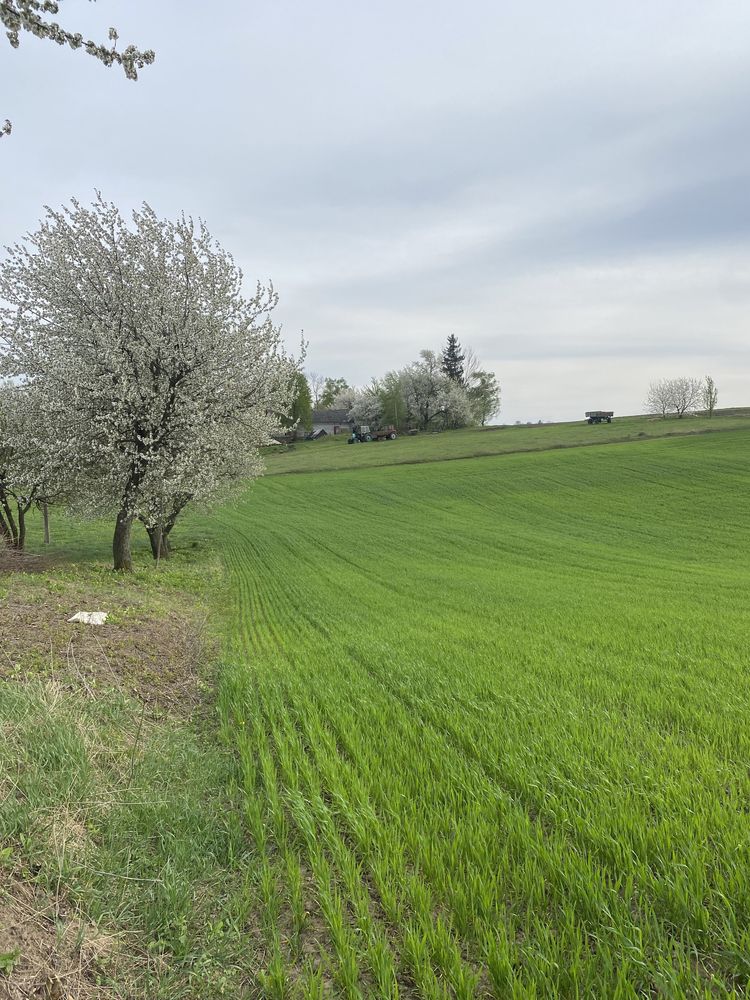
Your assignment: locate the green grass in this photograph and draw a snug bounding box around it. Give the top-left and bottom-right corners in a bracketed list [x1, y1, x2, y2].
[0, 530, 258, 997]
[3, 418, 750, 997]
[214, 428, 750, 997]
[1, 678, 250, 996]
[262, 409, 750, 476]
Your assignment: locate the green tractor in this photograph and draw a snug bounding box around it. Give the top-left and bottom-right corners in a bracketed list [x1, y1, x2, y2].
[348, 424, 398, 443]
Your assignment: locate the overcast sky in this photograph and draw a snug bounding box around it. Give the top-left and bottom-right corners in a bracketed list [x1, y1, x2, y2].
[2, 0, 749, 421]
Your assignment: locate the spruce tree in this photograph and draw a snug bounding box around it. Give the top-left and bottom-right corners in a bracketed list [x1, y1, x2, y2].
[441, 334, 465, 383]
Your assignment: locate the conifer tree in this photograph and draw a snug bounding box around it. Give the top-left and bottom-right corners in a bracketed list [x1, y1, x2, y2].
[441, 334, 465, 383]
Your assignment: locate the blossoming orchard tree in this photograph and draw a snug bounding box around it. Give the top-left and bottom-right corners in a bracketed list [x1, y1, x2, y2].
[0, 195, 297, 570]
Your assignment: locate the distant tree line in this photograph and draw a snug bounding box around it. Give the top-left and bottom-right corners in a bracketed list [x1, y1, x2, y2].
[303, 336, 501, 433]
[646, 376, 718, 419]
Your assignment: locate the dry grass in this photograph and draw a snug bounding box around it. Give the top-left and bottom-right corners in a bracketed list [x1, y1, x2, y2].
[0, 553, 248, 999]
[0, 574, 214, 720]
[0, 872, 123, 1000]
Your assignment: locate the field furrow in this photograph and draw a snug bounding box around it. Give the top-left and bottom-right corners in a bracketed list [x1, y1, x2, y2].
[215, 431, 750, 998]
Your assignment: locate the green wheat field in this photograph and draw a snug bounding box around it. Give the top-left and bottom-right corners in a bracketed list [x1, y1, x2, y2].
[214, 426, 750, 998]
[3, 419, 749, 998]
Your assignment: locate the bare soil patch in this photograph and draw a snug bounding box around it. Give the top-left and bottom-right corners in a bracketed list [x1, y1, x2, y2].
[0, 548, 53, 575]
[0, 872, 122, 1000]
[0, 576, 214, 720]
[0, 560, 234, 998]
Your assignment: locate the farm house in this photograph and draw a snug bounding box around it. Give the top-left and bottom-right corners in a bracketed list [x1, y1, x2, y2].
[311, 408, 353, 436]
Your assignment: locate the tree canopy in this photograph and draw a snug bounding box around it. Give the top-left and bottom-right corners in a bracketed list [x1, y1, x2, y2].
[346, 346, 499, 432]
[645, 377, 704, 419]
[319, 377, 349, 409]
[0, 195, 296, 568]
[287, 372, 313, 435]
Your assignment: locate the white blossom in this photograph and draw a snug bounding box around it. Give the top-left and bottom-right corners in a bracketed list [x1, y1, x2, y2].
[398, 350, 474, 430]
[0, 194, 297, 568]
[1, 0, 154, 137]
[348, 385, 383, 426]
[0, 379, 50, 547]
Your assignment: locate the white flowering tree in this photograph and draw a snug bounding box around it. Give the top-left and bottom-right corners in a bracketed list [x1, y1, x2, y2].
[1, 1, 154, 138]
[0, 195, 297, 570]
[397, 350, 475, 430]
[645, 377, 702, 419]
[348, 385, 383, 427]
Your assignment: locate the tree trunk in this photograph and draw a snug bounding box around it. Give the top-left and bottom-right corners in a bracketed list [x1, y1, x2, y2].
[113, 510, 134, 571]
[16, 504, 26, 551]
[0, 507, 11, 544]
[146, 524, 171, 561]
[42, 501, 50, 544]
[1, 495, 18, 546]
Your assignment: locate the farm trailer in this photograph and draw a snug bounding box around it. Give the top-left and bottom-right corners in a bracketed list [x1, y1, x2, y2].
[585, 411, 613, 424]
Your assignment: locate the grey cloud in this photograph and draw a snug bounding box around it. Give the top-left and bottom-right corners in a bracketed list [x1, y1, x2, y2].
[1, 0, 749, 420]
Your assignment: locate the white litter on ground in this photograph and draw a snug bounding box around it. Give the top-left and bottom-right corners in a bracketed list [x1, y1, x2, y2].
[67, 611, 109, 625]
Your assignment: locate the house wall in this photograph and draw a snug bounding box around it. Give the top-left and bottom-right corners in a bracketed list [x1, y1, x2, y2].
[312, 422, 349, 435]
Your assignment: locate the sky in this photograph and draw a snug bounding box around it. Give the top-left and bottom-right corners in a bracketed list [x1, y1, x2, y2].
[1, 0, 749, 422]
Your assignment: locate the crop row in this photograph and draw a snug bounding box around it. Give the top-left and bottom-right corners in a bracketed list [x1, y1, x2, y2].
[215, 432, 750, 997]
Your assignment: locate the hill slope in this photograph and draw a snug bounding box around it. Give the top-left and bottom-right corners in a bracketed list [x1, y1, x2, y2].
[215, 429, 750, 997]
[263, 409, 750, 476]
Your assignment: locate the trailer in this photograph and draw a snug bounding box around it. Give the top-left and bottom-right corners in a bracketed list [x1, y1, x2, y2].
[348, 424, 398, 443]
[585, 411, 613, 424]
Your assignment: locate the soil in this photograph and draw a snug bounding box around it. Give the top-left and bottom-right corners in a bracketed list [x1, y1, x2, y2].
[0, 873, 120, 1000]
[0, 578, 214, 720]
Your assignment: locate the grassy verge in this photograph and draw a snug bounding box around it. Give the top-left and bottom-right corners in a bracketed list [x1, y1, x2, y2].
[0, 522, 261, 999]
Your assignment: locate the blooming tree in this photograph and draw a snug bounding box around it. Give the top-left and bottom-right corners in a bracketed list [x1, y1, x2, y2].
[399, 350, 445, 429]
[343, 348, 492, 433]
[397, 350, 475, 430]
[348, 385, 383, 427]
[1, 1, 154, 138]
[0, 195, 297, 570]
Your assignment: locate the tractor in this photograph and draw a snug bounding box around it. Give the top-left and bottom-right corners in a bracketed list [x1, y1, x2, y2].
[348, 424, 398, 443]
